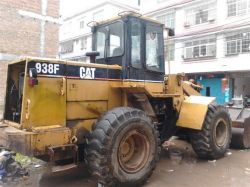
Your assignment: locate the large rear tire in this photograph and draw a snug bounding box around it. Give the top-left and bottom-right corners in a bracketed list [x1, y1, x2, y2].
[85, 107, 160, 186]
[189, 104, 231, 159]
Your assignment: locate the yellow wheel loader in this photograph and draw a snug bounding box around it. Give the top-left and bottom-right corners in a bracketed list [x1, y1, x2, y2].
[0, 13, 231, 186]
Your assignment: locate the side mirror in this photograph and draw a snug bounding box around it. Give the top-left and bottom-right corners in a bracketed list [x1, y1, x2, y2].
[164, 28, 175, 38]
[168, 28, 175, 37]
[28, 68, 38, 86]
[86, 51, 100, 63]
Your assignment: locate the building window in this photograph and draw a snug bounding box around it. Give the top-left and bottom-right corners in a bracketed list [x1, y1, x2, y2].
[184, 37, 216, 59]
[226, 32, 250, 55]
[227, 0, 250, 17]
[195, 10, 208, 24]
[93, 10, 104, 21]
[61, 41, 74, 54]
[185, 1, 216, 27]
[165, 43, 175, 61]
[156, 12, 175, 29]
[80, 20, 84, 29]
[80, 37, 87, 50]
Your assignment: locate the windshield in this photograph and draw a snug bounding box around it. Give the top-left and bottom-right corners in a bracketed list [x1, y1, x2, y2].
[95, 21, 124, 59]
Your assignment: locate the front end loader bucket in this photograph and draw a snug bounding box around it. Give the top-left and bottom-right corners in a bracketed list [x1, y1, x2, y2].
[231, 117, 250, 149]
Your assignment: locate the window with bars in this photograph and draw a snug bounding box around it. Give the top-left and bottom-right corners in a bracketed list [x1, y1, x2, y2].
[185, 1, 216, 27]
[195, 10, 208, 24]
[60, 41, 74, 54]
[80, 20, 84, 29]
[227, 0, 250, 17]
[184, 38, 216, 59]
[80, 37, 87, 50]
[156, 12, 175, 29]
[226, 32, 250, 55]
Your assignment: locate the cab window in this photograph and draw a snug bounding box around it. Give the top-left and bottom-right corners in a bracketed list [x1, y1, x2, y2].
[146, 25, 164, 72]
[95, 21, 124, 59]
[131, 19, 142, 68]
[96, 29, 106, 59]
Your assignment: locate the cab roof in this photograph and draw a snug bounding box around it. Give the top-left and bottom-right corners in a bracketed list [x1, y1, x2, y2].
[89, 11, 164, 28]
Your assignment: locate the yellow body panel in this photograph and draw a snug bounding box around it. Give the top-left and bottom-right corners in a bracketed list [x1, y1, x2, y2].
[107, 82, 122, 109]
[67, 79, 123, 120]
[176, 96, 215, 130]
[21, 77, 66, 129]
[0, 123, 71, 156]
[32, 127, 71, 155]
[112, 81, 164, 96]
[67, 80, 109, 101]
[67, 101, 108, 120]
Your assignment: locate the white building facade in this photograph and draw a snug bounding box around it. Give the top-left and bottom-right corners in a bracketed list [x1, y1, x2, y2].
[59, 1, 139, 62]
[142, 0, 250, 104]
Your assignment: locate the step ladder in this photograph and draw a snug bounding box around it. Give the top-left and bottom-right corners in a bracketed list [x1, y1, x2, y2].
[47, 144, 78, 173]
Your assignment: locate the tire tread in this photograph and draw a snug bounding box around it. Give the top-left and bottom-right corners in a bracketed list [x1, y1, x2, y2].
[85, 107, 160, 186]
[190, 104, 231, 159]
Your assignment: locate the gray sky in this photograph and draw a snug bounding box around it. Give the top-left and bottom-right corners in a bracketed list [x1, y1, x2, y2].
[60, 0, 139, 18]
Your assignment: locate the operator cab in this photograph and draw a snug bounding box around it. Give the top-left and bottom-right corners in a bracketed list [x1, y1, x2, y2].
[91, 13, 165, 81]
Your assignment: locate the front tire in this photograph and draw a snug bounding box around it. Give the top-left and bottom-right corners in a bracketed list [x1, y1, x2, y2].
[189, 104, 231, 159]
[85, 107, 160, 186]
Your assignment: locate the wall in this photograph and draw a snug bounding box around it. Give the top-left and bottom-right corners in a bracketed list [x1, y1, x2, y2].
[169, 0, 250, 74]
[60, 3, 124, 42]
[0, 0, 60, 117]
[140, 0, 187, 14]
[0, 62, 7, 115]
[198, 77, 225, 104]
[143, 0, 250, 75]
[0, 0, 59, 58]
[194, 74, 234, 104]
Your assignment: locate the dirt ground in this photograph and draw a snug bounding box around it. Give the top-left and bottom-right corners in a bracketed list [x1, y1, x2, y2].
[2, 139, 250, 187]
[1, 108, 250, 187]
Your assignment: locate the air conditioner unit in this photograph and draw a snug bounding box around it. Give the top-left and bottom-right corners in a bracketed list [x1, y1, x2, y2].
[184, 22, 190, 27]
[208, 18, 215, 22]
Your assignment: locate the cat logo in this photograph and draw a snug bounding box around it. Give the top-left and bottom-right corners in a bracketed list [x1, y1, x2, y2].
[79, 67, 96, 79]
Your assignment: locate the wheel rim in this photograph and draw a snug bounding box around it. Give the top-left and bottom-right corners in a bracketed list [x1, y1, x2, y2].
[118, 129, 150, 174]
[214, 119, 228, 147]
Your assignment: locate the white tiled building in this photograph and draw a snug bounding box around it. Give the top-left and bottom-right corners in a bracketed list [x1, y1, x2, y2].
[59, 0, 139, 62]
[60, 0, 250, 104]
[142, 0, 250, 104]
